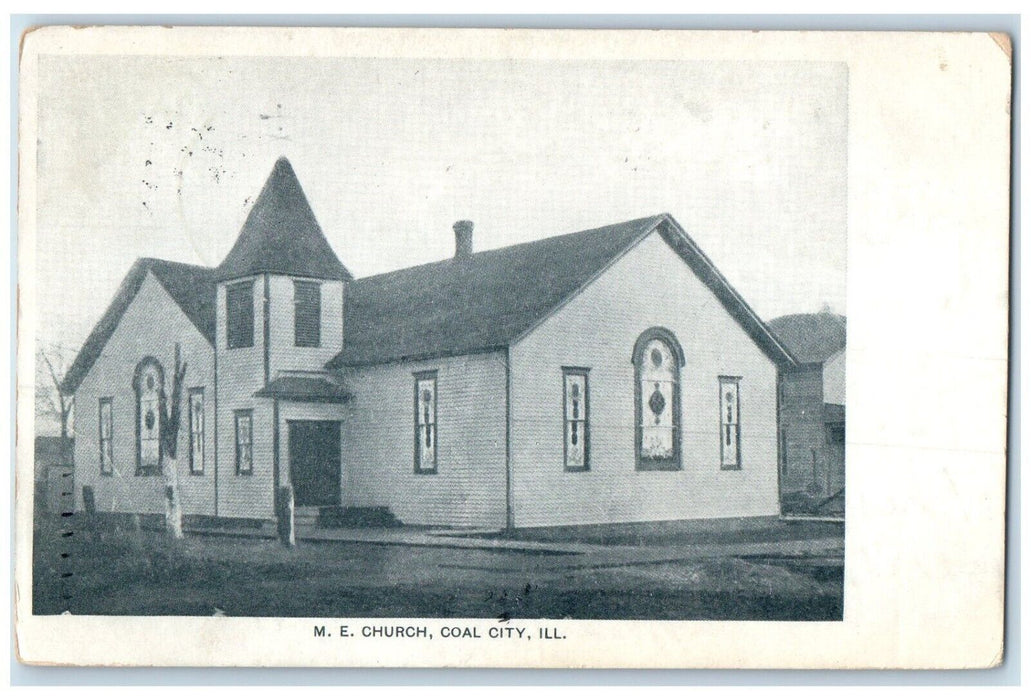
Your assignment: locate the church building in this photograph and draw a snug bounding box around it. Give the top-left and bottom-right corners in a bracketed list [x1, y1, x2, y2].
[63, 157, 798, 531]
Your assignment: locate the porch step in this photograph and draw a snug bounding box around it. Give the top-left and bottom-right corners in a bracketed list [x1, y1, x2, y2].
[321, 506, 402, 529]
[294, 506, 321, 528]
[293, 505, 401, 529]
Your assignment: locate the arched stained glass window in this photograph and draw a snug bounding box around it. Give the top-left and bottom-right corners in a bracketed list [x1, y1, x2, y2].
[133, 357, 164, 475]
[633, 328, 684, 471]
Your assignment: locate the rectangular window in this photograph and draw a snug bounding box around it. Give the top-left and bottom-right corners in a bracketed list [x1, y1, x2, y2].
[414, 371, 437, 474]
[563, 368, 589, 471]
[294, 280, 321, 347]
[235, 409, 253, 475]
[98, 397, 113, 475]
[226, 281, 255, 349]
[188, 388, 205, 475]
[719, 377, 741, 470]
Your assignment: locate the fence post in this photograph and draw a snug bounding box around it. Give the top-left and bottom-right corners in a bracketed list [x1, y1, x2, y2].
[276, 485, 295, 547]
[81, 485, 96, 541]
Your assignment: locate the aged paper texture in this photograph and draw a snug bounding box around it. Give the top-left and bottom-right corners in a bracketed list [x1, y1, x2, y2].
[15, 26, 1010, 668]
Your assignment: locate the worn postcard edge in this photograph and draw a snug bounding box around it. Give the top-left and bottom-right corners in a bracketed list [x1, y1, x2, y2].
[14, 26, 1011, 669]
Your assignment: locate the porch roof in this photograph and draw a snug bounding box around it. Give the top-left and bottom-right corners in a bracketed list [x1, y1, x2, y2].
[254, 375, 354, 404]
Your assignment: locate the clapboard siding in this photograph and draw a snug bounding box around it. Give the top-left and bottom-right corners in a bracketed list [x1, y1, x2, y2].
[268, 275, 345, 371]
[510, 230, 780, 527]
[215, 276, 274, 519]
[73, 272, 215, 516]
[339, 352, 507, 528]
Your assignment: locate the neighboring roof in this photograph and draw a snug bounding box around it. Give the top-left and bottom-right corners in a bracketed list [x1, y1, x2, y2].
[767, 312, 847, 364]
[61, 259, 216, 394]
[216, 157, 352, 282]
[254, 374, 354, 403]
[328, 214, 797, 369]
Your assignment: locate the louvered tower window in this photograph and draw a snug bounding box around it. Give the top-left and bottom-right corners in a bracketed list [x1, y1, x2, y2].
[294, 280, 321, 347]
[226, 281, 255, 349]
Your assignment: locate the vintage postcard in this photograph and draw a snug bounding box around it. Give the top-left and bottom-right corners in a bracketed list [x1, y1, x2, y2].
[15, 26, 1010, 668]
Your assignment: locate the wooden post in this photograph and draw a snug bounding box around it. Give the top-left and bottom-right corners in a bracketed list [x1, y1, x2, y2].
[81, 485, 96, 541]
[277, 485, 295, 547]
[808, 448, 820, 497]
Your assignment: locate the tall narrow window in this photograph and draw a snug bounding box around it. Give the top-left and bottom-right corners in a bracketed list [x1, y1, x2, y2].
[414, 371, 437, 474]
[98, 397, 114, 475]
[633, 328, 684, 471]
[226, 281, 255, 349]
[133, 357, 164, 475]
[235, 410, 253, 475]
[719, 377, 742, 469]
[563, 368, 590, 471]
[294, 280, 321, 347]
[188, 388, 205, 475]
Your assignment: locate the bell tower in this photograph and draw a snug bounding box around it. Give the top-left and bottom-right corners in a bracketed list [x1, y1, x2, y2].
[212, 157, 351, 520]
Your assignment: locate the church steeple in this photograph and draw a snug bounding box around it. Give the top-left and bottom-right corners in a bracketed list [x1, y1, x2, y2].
[216, 157, 351, 282]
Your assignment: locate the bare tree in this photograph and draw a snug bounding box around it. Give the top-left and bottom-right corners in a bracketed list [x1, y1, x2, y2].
[158, 344, 188, 539]
[35, 345, 74, 440]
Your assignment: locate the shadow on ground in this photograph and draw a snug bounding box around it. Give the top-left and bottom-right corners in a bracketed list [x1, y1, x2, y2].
[32, 514, 843, 620]
[469, 517, 844, 547]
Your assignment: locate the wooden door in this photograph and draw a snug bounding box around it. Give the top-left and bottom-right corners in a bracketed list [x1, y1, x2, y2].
[288, 420, 341, 507]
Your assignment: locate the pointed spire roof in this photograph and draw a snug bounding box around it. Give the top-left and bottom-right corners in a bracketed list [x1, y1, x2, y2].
[216, 157, 351, 282]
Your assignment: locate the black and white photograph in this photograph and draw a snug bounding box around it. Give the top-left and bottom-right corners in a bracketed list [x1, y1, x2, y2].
[15, 26, 1009, 669]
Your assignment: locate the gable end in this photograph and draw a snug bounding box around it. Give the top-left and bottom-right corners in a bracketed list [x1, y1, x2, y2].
[654, 216, 798, 368]
[61, 259, 215, 394]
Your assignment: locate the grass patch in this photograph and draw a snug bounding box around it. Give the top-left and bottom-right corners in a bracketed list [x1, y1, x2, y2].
[33, 514, 842, 620]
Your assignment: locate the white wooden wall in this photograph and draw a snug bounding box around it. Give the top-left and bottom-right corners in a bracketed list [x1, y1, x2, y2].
[509, 230, 781, 527]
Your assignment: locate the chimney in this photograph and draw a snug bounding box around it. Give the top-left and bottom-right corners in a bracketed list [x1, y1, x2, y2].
[453, 220, 474, 260]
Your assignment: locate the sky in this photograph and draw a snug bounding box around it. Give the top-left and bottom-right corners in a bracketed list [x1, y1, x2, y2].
[34, 54, 847, 371]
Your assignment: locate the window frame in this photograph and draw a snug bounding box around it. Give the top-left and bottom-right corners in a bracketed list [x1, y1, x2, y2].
[234, 409, 254, 476]
[632, 327, 685, 472]
[98, 397, 114, 476]
[132, 356, 164, 476]
[188, 387, 205, 475]
[719, 376, 742, 471]
[413, 370, 438, 475]
[226, 280, 255, 350]
[779, 428, 788, 477]
[562, 367, 591, 472]
[293, 280, 322, 348]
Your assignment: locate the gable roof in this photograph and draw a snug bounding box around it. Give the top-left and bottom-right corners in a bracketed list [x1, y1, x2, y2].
[767, 312, 847, 364]
[61, 259, 216, 394]
[328, 214, 796, 369]
[215, 157, 352, 282]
